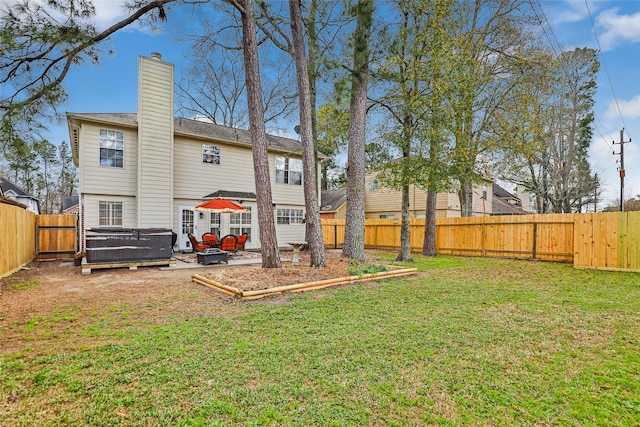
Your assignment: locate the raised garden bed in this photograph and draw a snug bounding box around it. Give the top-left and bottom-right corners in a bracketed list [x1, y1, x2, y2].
[192, 258, 417, 300]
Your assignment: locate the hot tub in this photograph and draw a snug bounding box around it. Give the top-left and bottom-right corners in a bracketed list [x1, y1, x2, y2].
[85, 228, 173, 263]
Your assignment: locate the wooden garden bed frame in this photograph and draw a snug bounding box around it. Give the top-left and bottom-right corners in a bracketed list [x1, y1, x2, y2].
[192, 266, 418, 300]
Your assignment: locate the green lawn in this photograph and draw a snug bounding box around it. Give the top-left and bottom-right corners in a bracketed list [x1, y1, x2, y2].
[2, 255, 639, 426]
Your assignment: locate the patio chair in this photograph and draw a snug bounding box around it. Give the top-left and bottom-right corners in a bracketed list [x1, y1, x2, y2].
[218, 234, 238, 252]
[202, 232, 218, 247]
[188, 233, 213, 253]
[236, 233, 248, 251]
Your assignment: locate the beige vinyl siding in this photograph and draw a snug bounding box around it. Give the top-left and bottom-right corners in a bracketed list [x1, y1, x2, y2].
[271, 153, 306, 205]
[275, 204, 306, 246]
[365, 173, 491, 218]
[173, 137, 256, 200]
[79, 123, 137, 196]
[137, 55, 174, 228]
[82, 194, 136, 230]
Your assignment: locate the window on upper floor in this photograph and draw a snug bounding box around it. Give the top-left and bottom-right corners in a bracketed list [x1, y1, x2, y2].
[99, 129, 124, 168]
[202, 144, 221, 165]
[369, 180, 378, 192]
[275, 156, 302, 185]
[276, 208, 304, 225]
[99, 201, 123, 226]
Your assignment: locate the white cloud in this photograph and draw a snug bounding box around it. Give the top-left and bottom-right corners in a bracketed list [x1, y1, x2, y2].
[2, 0, 146, 32]
[596, 7, 640, 51]
[92, 1, 129, 30]
[604, 94, 640, 121]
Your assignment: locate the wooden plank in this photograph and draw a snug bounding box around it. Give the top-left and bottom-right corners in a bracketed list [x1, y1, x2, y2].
[81, 259, 175, 275]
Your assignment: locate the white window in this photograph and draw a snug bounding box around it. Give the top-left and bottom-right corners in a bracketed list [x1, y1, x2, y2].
[379, 214, 397, 219]
[277, 208, 304, 225]
[99, 129, 124, 168]
[230, 207, 251, 241]
[209, 212, 221, 237]
[99, 201, 123, 226]
[275, 156, 302, 185]
[482, 184, 488, 200]
[202, 144, 220, 164]
[369, 180, 378, 192]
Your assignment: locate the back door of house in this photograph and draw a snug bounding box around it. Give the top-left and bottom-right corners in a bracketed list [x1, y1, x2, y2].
[178, 206, 196, 251]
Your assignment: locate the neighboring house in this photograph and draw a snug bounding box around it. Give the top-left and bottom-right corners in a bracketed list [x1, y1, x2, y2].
[320, 188, 347, 219]
[491, 183, 528, 215]
[68, 53, 322, 251]
[0, 177, 40, 214]
[61, 195, 79, 215]
[364, 173, 493, 219]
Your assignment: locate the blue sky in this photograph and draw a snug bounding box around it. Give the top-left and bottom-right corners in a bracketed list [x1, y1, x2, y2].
[35, 0, 640, 208]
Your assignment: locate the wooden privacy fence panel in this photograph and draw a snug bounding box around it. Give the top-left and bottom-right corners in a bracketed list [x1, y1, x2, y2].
[574, 212, 640, 270]
[322, 215, 575, 262]
[437, 214, 574, 262]
[36, 214, 78, 259]
[1, 203, 36, 278]
[321, 219, 345, 249]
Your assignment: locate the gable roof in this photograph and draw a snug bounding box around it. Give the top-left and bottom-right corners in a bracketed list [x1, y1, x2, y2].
[62, 195, 79, 211]
[493, 182, 517, 200]
[321, 188, 347, 212]
[67, 113, 325, 166]
[492, 195, 527, 215]
[0, 177, 30, 197]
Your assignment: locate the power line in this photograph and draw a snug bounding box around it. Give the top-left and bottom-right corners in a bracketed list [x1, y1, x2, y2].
[584, 0, 628, 134]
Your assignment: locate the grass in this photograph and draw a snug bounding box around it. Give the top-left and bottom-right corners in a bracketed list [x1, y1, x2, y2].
[2, 254, 640, 426]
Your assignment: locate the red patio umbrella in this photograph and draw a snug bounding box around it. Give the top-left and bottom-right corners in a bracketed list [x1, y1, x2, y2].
[192, 198, 247, 213]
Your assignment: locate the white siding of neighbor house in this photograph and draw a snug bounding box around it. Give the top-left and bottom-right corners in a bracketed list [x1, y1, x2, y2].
[79, 123, 138, 196]
[83, 194, 137, 230]
[137, 55, 174, 228]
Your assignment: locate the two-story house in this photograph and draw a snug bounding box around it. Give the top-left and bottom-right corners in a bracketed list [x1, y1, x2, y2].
[365, 173, 493, 219]
[68, 53, 320, 251]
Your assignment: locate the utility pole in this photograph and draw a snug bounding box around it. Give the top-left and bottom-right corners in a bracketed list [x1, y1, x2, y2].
[613, 128, 631, 211]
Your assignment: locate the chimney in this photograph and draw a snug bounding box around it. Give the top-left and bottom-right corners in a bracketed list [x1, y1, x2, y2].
[136, 53, 174, 228]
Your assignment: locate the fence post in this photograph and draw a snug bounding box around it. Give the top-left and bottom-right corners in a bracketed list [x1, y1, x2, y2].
[481, 223, 486, 257]
[334, 224, 337, 249]
[532, 222, 537, 260]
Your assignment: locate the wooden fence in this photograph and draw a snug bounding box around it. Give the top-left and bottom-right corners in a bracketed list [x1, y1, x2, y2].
[1, 203, 37, 278]
[574, 212, 640, 270]
[1, 205, 78, 278]
[36, 214, 78, 259]
[322, 212, 640, 271]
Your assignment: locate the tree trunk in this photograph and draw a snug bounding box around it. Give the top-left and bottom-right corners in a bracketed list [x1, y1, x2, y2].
[342, 0, 373, 263]
[289, 0, 326, 267]
[458, 181, 474, 217]
[396, 184, 412, 261]
[422, 190, 437, 256]
[238, 0, 281, 268]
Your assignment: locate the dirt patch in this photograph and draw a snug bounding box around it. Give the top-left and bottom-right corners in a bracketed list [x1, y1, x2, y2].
[199, 251, 355, 292]
[0, 250, 385, 342]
